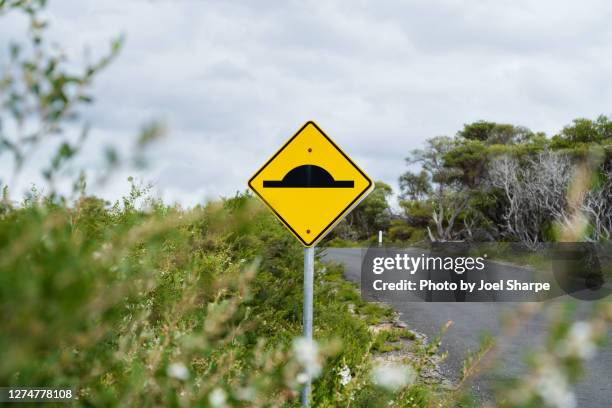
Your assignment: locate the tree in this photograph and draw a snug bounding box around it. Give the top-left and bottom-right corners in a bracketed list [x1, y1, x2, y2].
[442, 139, 488, 187]
[340, 181, 393, 240]
[551, 115, 612, 148]
[398, 118, 610, 246]
[406, 136, 469, 241]
[458, 121, 535, 145]
[398, 199, 431, 228]
[582, 164, 612, 241]
[400, 121, 545, 242]
[488, 151, 573, 247]
[399, 170, 431, 201]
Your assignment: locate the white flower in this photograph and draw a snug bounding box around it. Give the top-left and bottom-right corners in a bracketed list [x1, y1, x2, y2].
[235, 386, 255, 401]
[92, 243, 113, 260]
[292, 337, 322, 378]
[557, 321, 596, 360]
[372, 363, 416, 391]
[209, 388, 228, 408]
[535, 364, 576, 408]
[296, 372, 310, 384]
[338, 365, 352, 386]
[166, 362, 189, 381]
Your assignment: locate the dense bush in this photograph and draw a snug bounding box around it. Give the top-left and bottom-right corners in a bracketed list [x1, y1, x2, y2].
[0, 185, 457, 407]
[398, 118, 612, 246]
[0, 190, 394, 406]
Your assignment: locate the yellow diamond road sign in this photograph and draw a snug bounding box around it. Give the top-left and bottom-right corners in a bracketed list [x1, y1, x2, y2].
[248, 121, 373, 247]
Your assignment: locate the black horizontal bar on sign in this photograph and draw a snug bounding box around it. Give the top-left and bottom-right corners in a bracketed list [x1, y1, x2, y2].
[263, 180, 354, 188]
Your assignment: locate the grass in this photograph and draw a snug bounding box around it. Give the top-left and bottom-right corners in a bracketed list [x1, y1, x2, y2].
[371, 328, 417, 353]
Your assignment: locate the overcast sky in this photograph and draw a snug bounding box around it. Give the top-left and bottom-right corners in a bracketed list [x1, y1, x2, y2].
[2, 0, 612, 205]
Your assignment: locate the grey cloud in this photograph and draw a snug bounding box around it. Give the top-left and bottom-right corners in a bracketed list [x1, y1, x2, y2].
[1, 0, 612, 206]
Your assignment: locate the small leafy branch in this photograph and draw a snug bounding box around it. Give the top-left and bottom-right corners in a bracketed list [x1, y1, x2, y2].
[1, 0, 122, 190]
[0, 0, 165, 200]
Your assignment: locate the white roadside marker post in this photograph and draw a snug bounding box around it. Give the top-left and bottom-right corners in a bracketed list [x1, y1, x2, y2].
[301, 246, 315, 406]
[378, 230, 383, 247]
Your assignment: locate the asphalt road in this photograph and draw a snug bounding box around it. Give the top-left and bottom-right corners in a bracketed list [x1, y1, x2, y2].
[322, 247, 612, 407]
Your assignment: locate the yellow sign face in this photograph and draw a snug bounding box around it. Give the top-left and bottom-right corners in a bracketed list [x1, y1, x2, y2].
[248, 121, 373, 247]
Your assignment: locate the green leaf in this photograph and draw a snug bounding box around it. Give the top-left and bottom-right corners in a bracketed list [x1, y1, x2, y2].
[137, 121, 166, 147]
[105, 146, 119, 166]
[78, 95, 94, 103]
[9, 43, 20, 59]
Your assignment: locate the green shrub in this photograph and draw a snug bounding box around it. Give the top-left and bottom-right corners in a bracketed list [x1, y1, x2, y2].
[0, 191, 426, 406]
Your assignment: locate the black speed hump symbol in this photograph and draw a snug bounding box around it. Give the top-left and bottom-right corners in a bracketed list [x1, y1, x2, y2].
[263, 164, 354, 188]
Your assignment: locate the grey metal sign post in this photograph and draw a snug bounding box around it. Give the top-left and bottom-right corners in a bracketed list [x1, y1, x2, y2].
[247, 121, 373, 407]
[301, 246, 315, 406]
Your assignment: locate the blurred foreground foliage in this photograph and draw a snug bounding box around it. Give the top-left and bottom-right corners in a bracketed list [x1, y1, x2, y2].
[1, 188, 611, 408]
[0, 189, 381, 406]
[0, 185, 459, 407]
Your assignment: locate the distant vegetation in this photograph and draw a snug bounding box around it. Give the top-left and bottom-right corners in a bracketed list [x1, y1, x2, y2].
[327, 118, 612, 248]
